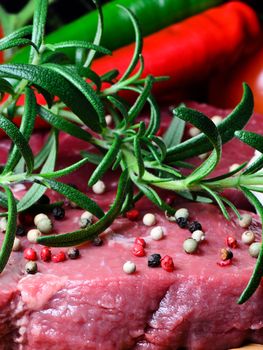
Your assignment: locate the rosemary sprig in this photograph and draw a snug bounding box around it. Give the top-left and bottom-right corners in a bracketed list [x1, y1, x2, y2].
[0, 0, 262, 304]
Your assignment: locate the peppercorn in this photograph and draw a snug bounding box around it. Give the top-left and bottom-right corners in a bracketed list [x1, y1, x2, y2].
[142, 213, 156, 226]
[16, 225, 26, 237]
[132, 244, 145, 257]
[25, 261, 38, 274]
[36, 217, 53, 234]
[40, 247, 52, 262]
[24, 248, 37, 261]
[188, 221, 202, 233]
[183, 238, 198, 254]
[12, 237, 21, 251]
[52, 206, 65, 220]
[150, 226, 164, 241]
[175, 208, 189, 220]
[220, 248, 233, 261]
[217, 259, 232, 267]
[134, 237, 146, 247]
[123, 261, 136, 274]
[52, 251, 66, 263]
[34, 213, 48, 226]
[161, 255, 174, 272]
[191, 230, 205, 242]
[176, 217, 188, 228]
[92, 237, 103, 246]
[27, 229, 41, 243]
[0, 217, 7, 233]
[226, 236, 238, 249]
[238, 214, 252, 228]
[241, 230, 255, 245]
[249, 242, 261, 258]
[125, 209, 140, 221]
[79, 211, 93, 228]
[148, 253, 161, 267]
[36, 194, 50, 205]
[92, 180, 106, 194]
[67, 247, 80, 259]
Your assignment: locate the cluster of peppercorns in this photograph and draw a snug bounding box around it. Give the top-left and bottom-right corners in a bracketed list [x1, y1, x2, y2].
[23, 246, 80, 274]
[166, 207, 206, 254]
[123, 212, 175, 274]
[217, 213, 262, 267]
[239, 213, 262, 258]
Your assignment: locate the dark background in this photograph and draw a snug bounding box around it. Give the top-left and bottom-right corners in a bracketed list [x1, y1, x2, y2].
[0, 0, 262, 34]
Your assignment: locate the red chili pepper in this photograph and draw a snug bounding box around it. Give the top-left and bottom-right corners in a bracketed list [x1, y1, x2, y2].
[226, 236, 238, 249]
[161, 255, 175, 272]
[134, 237, 146, 248]
[40, 247, 52, 262]
[125, 209, 140, 221]
[132, 244, 145, 257]
[92, 2, 261, 99]
[52, 251, 67, 263]
[24, 248, 37, 261]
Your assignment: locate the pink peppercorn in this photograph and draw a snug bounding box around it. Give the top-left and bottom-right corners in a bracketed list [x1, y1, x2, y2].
[217, 259, 232, 267]
[161, 255, 175, 272]
[134, 237, 146, 248]
[52, 251, 66, 263]
[40, 247, 51, 262]
[132, 244, 145, 257]
[24, 248, 37, 261]
[226, 236, 238, 249]
[125, 209, 140, 221]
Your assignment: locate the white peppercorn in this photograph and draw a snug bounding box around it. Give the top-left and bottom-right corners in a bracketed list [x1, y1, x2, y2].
[192, 230, 205, 242]
[27, 229, 41, 243]
[123, 261, 136, 274]
[183, 238, 198, 254]
[150, 226, 164, 240]
[143, 213, 156, 226]
[241, 230, 255, 245]
[175, 208, 189, 220]
[249, 242, 261, 258]
[92, 180, 106, 194]
[238, 214, 252, 228]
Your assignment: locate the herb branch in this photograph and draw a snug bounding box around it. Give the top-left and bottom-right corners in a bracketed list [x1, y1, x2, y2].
[0, 0, 262, 303]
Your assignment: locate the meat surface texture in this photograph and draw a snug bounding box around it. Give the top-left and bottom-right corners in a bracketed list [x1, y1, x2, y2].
[0, 103, 263, 349]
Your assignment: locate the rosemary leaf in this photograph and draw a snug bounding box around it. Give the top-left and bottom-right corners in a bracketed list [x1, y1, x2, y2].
[0, 186, 17, 273]
[88, 135, 121, 186]
[0, 115, 34, 174]
[38, 105, 92, 142]
[3, 87, 36, 175]
[166, 83, 253, 161]
[17, 131, 57, 212]
[0, 64, 103, 131]
[42, 179, 104, 219]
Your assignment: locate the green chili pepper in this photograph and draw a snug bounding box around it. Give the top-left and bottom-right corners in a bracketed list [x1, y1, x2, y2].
[11, 0, 223, 63]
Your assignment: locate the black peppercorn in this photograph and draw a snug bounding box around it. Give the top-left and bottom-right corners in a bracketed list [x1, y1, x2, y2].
[148, 253, 161, 267]
[52, 206, 65, 220]
[188, 221, 202, 233]
[92, 237, 103, 246]
[67, 247, 80, 259]
[36, 194, 50, 205]
[176, 217, 188, 228]
[220, 248, 233, 261]
[16, 225, 26, 237]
